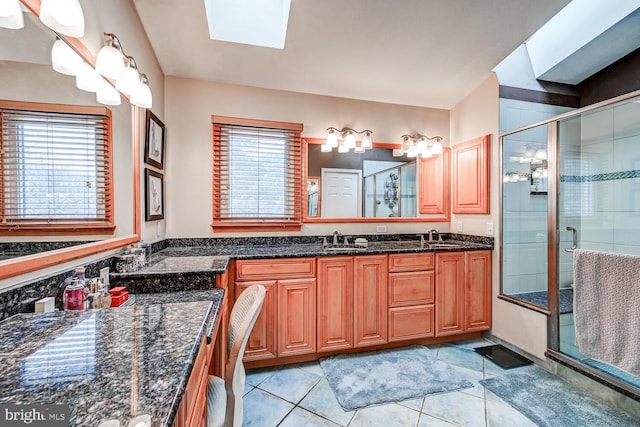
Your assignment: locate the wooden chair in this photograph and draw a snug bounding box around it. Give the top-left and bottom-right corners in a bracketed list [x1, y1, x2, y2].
[207, 284, 265, 427]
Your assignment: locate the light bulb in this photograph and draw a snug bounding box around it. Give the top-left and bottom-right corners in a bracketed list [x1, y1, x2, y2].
[0, 0, 23, 29]
[116, 63, 141, 96]
[96, 80, 121, 106]
[344, 132, 356, 149]
[39, 0, 85, 37]
[96, 42, 125, 80]
[130, 80, 153, 109]
[326, 129, 338, 148]
[76, 62, 103, 92]
[431, 139, 443, 155]
[51, 39, 83, 76]
[361, 132, 372, 149]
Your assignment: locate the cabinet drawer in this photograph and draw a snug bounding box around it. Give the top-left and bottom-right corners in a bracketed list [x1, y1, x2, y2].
[388, 305, 434, 341]
[388, 271, 434, 307]
[388, 253, 434, 272]
[236, 258, 315, 280]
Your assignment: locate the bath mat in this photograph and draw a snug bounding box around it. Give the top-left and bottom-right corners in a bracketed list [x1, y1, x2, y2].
[319, 345, 474, 411]
[480, 367, 639, 427]
[474, 344, 532, 369]
[582, 358, 640, 389]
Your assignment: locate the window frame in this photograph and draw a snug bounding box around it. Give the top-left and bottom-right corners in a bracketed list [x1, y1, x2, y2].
[0, 100, 115, 236]
[211, 115, 303, 232]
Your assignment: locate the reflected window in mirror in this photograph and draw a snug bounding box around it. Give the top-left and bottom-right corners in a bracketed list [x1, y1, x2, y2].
[0, 100, 115, 235]
[307, 177, 320, 217]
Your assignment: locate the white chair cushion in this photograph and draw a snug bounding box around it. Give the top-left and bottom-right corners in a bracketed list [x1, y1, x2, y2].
[207, 375, 226, 427]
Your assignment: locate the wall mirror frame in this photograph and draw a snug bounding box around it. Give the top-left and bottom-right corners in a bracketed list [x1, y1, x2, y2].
[302, 137, 450, 223]
[0, 0, 141, 280]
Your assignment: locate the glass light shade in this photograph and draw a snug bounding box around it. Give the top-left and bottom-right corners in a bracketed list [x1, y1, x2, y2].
[361, 132, 372, 149]
[130, 81, 153, 109]
[338, 144, 349, 153]
[320, 144, 332, 152]
[39, 0, 85, 37]
[535, 148, 547, 160]
[0, 0, 23, 29]
[518, 175, 529, 182]
[519, 157, 531, 163]
[416, 138, 427, 151]
[431, 140, 443, 155]
[530, 158, 543, 165]
[326, 130, 338, 148]
[96, 80, 121, 106]
[503, 175, 510, 183]
[421, 147, 433, 158]
[344, 132, 356, 149]
[407, 147, 418, 158]
[76, 63, 103, 92]
[115, 65, 140, 96]
[524, 147, 535, 158]
[354, 146, 365, 153]
[96, 44, 125, 80]
[392, 149, 404, 157]
[401, 137, 411, 152]
[51, 39, 83, 76]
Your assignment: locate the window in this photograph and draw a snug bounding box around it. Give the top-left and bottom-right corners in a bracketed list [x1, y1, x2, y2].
[0, 101, 114, 235]
[212, 116, 303, 231]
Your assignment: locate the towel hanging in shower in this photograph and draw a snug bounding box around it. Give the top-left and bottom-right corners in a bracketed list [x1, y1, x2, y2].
[573, 249, 640, 376]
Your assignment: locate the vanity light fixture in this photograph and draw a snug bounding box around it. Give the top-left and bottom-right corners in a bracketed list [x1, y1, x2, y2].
[39, 0, 85, 37]
[96, 33, 125, 80]
[75, 62, 104, 93]
[130, 74, 153, 109]
[0, 0, 23, 29]
[51, 38, 83, 76]
[395, 134, 443, 158]
[322, 127, 373, 153]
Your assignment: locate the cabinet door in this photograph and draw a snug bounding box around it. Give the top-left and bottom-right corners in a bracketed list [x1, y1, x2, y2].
[418, 148, 451, 216]
[465, 251, 492, 331]
[354, 255, 388, 347]
[277, 278, 317, 356]
[452, 135, 490, 214]
[435, 252, 465, 336]
[317, 257, 353, 352]
[235, 280, 277, 361]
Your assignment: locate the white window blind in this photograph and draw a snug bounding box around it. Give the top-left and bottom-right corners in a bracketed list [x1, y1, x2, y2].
[1, 107, 112, 227]
[213, 120, 302, 227]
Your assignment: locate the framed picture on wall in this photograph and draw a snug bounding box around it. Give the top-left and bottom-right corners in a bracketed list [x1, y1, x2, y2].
[144, 110, 165, 169]
[145, 168, 164, 221]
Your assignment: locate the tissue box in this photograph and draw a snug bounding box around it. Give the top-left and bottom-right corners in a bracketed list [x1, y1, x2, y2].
[35, 297, 55, 313]
[108, 287, 129, 307]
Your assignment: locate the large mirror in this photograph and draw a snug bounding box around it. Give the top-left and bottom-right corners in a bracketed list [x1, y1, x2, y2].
[303, 138, 449, 222]
[0, 9, 139, 279]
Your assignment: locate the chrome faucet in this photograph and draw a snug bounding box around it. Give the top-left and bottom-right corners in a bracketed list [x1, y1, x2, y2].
[332, 230, 341, 246]
[427, 229, 439, 243]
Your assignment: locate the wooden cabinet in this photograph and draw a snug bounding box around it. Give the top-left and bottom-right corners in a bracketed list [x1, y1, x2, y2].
[317, 257, 354, 352]
[388, 253, 435, 341]
[234, 258, 316, 361]
[435, 250, 491, 337]
[317, 255, 388, 352]
[418, 147, 451, 217]
[452, 135, 490, 214]
[354, 255, 388, 347]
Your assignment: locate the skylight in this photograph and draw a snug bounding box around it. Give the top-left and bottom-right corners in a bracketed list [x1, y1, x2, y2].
[204, 0, 291, 49]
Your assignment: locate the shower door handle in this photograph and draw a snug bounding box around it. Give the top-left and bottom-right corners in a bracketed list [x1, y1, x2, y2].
[565, 226, 577, 252]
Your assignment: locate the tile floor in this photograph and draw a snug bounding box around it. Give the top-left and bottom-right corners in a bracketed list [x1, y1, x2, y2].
[241, 338, 546, 426]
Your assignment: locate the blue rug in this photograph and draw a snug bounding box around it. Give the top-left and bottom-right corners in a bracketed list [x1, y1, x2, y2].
[319, 345, 474, 411]
[480, 366, 639, 427]
[582, 358, 640, 389]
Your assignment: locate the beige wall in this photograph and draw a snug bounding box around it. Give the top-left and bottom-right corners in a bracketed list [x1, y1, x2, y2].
[450, 74, 548, 359]
[164, 76, 452, 238]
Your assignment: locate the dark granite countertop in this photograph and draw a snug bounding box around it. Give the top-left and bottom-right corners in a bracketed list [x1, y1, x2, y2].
[0, 289, 224, 427]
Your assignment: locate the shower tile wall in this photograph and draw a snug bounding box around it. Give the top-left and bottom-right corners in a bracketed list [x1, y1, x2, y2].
[501, 99, 573, 295]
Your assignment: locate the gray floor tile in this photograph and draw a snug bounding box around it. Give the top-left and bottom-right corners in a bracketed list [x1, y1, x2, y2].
[278, 407, 341, 427]
[349, 403, 420, 427]
[299, 378, 354, 426]
[454, 366, 485, 399]
[422, 391, 486, 427]
[245, 366, 279, 387]
[448, 338, 495, 350]
[294, 360, 325, 377]
[242, 387, 293, 427]
[258, 366, 322, 403]
[485, 399, 538, 427]
[435, 346, 484, 373]
[398, 397, 424, 412]
[417, 414, 459, 427]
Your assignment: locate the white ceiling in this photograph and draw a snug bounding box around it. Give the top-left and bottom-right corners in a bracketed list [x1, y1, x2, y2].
[132, 0, 572, 109]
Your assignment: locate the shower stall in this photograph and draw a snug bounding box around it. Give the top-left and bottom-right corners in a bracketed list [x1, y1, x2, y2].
[500, 90, 640, 396]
